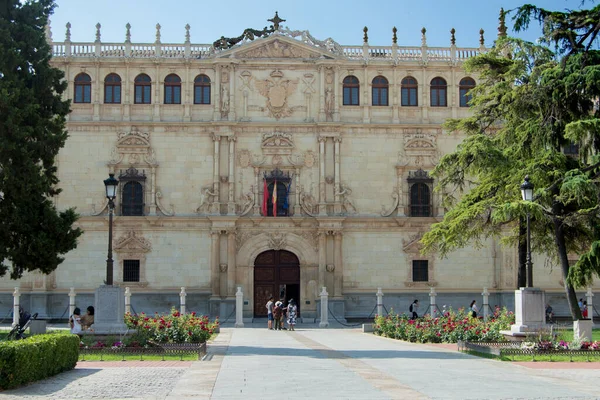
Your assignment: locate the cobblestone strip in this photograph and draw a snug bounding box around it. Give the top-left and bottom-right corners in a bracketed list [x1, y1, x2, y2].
[292, 331, 430, 400]
[165, 329, 233, 399]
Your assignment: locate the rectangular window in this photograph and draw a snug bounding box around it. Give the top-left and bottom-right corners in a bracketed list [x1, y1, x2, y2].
[123, 260, 140, 282]
[373, 88, 380, 106]
[412, 260, 429, 282]
[343, 87, 359, 105]
[75, 85, 91, 103]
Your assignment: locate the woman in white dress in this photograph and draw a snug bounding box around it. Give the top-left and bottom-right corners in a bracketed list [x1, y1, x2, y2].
[287, 299, 297, 331]
[69, 307, 82, 334]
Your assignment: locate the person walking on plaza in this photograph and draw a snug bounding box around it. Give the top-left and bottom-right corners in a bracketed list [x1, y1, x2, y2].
[409, 299, 419, 319]
[469, 300, 478, 318]
[287, 299, 297, 331]
[266, 296, 274, 330]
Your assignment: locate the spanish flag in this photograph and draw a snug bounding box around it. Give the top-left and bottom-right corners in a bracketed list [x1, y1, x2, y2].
[272, 180, 277, 217]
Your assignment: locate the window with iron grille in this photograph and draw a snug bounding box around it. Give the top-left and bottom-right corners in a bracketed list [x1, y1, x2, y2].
[123, 260, 140, 282]
[563, 142, 579, 156]
[122, 181, 144, 216]
[410, 182, 431, 217]
[412, 260, 429, 282]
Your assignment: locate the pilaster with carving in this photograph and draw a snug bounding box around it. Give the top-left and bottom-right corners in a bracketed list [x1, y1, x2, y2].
[333, 230, 343, 298]
[227, 229, 236, 296]
[318, 136, 327, 215]
[212, 134, 221, 212]
[210, 230, 221, 297]
[227, 135, 236, 215]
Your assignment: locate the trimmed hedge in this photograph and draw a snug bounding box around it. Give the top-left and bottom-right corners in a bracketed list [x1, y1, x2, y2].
[0, 333, 79, 390]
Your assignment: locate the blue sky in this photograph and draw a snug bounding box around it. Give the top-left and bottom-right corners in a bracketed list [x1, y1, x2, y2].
[48, 0, 587, 48]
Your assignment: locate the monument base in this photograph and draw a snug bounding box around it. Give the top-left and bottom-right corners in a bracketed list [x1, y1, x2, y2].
[510, 287, 545, 334]
[574, 319, 593, 341]
[93, 285, 127, 334]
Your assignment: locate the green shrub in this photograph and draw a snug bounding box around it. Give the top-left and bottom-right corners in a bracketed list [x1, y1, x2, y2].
[0, 333, 79, 390]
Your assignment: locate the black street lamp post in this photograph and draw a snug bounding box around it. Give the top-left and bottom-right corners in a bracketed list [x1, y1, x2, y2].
[103, 173, 119, 286]
[520, 175, 534, 288]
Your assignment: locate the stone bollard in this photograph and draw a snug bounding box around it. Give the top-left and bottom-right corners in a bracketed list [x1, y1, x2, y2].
[180, 287, 186, 315]
[68, 287, 76, 318]
[376, 288, 384, 316]
[12, 287, 20, 328]
[235, 286, 244, 328]
[586, 287, 594, 324]
[124, 287, 131, 314]
[482, 287, 490, 321]
[319, 287, 329, 328]
[429, 287, 437, 318]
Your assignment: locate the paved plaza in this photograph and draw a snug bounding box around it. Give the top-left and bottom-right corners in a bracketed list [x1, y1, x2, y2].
[2, 325, 600, 399]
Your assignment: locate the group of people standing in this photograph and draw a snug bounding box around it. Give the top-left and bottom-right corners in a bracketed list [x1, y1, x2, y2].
[266, 297, 297, 331]
[408, 299, 480, 319]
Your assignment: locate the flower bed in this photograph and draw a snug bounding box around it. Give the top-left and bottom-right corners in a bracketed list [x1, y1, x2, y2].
[124, 308, 218, 344]
[461, 340, 600, 361]
[373, 307, 515, 343]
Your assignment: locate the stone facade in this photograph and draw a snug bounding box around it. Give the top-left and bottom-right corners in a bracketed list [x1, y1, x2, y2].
[1, 17, 594, 320]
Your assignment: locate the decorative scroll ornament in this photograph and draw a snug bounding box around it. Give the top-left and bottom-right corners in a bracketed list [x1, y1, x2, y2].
[299, 185, 317, 217]
[262, 132, 294, 154]
[236, 39, 321, 59]
[381, 189, 400, 217]
[237, 189, 254, 216]
[156, 190, 174, 216]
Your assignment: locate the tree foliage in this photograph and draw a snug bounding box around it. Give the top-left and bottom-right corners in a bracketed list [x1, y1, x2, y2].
[421, 4, 600, 320]
[0, 0, 82, 279]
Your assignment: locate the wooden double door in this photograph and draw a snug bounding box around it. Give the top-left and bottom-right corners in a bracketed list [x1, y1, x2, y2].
[254, 250, 300, 317]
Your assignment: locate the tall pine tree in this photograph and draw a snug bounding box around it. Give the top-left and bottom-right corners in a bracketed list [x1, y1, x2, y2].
[421, 5, 600, 320]
[0, 0, 82, 279]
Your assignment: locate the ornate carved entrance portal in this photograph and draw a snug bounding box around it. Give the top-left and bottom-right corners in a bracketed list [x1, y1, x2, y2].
[254, 250, 300, 317]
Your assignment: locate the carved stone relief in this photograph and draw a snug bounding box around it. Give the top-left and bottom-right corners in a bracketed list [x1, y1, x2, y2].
[261, 132, 294, 155]
[196, 185, 219, 214]
[335, 183, 357, 215]
[236, 39, 321, 59]
[267, 232, 286, 250]
[114, 230, 152, 253]
[255, 69, 299, 119]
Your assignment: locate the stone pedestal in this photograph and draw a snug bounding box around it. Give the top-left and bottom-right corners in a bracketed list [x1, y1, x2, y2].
[30, 293, 50, 320]
[510, 287, 545, 334]
[93, 285, 127, 334]
[574, 319, 593, 341]
[219, 298, 236, 323]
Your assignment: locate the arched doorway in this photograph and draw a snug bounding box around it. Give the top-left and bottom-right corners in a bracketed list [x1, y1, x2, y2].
[254, 250, 300, 317]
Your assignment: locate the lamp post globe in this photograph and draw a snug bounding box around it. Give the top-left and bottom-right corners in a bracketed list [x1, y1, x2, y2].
[103, 173, 119, 286]
[520, 175, 534, 288]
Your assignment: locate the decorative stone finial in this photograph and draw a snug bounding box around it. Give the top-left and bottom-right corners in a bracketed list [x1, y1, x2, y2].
[268, 11, 285, 31]
[155, 23, 161, 43]
[392, 27, 397, 44]
[450, 28, 456, 45]
[65, 22, 71, 42]
[421, 27, 427, 47]
[185, 23, 190, 43]
[125, 23, 131, 43]
[498, 8, 507, 38]
[479, 28, 485, 46]
[363, 26, 368, 43]
[95, 23, 101, 42]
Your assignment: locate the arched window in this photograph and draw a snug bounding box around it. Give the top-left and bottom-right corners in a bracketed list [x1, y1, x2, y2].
[343, 76, 360, 106]
[194, 74, 211, 104]
[164, 74, 181, 104]
[74, 73, 91, 103]
[401, 77, 418, 106]
[372, 76, 389, 106]
[104, 73, 121, 104]
[134, 74, 151, 104]
[459, 77, 476, 107]
[430, 77, 447, 107]
[121, 181, 144, 216]
[410, 183, 431, 217]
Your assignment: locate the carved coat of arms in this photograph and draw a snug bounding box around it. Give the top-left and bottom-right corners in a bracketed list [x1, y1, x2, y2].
[255, 70, 298, 120]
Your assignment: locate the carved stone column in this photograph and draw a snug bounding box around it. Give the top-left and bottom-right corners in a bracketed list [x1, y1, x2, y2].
[396, 165, 406, 217]
[153, 63, 160, 121]
[227, 136, 236, 215]
[184, 63, 191, 122]
[294, 167, 301, 215]
[229, 64, 236, 121]
[392, 66, 400, 124]
[318, 231, 327, 292]
[333, 137, 342, 214]
[333, 66, 340, 122]
[227, 230, 236, 297]
[318, 136, 327, 216]
[253, 166, 261, 215]
[123, 61, 130, 121]
[333, 231, 343, 298]
[149, 166, 157, 215]
[318, 65, 326, 121]
[210, 231, 221, 297]
[213, 65, 221, 121]
[212, 134, 221, 212]
[362, 66, 370, 123]
[93, 62, 100, 121]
